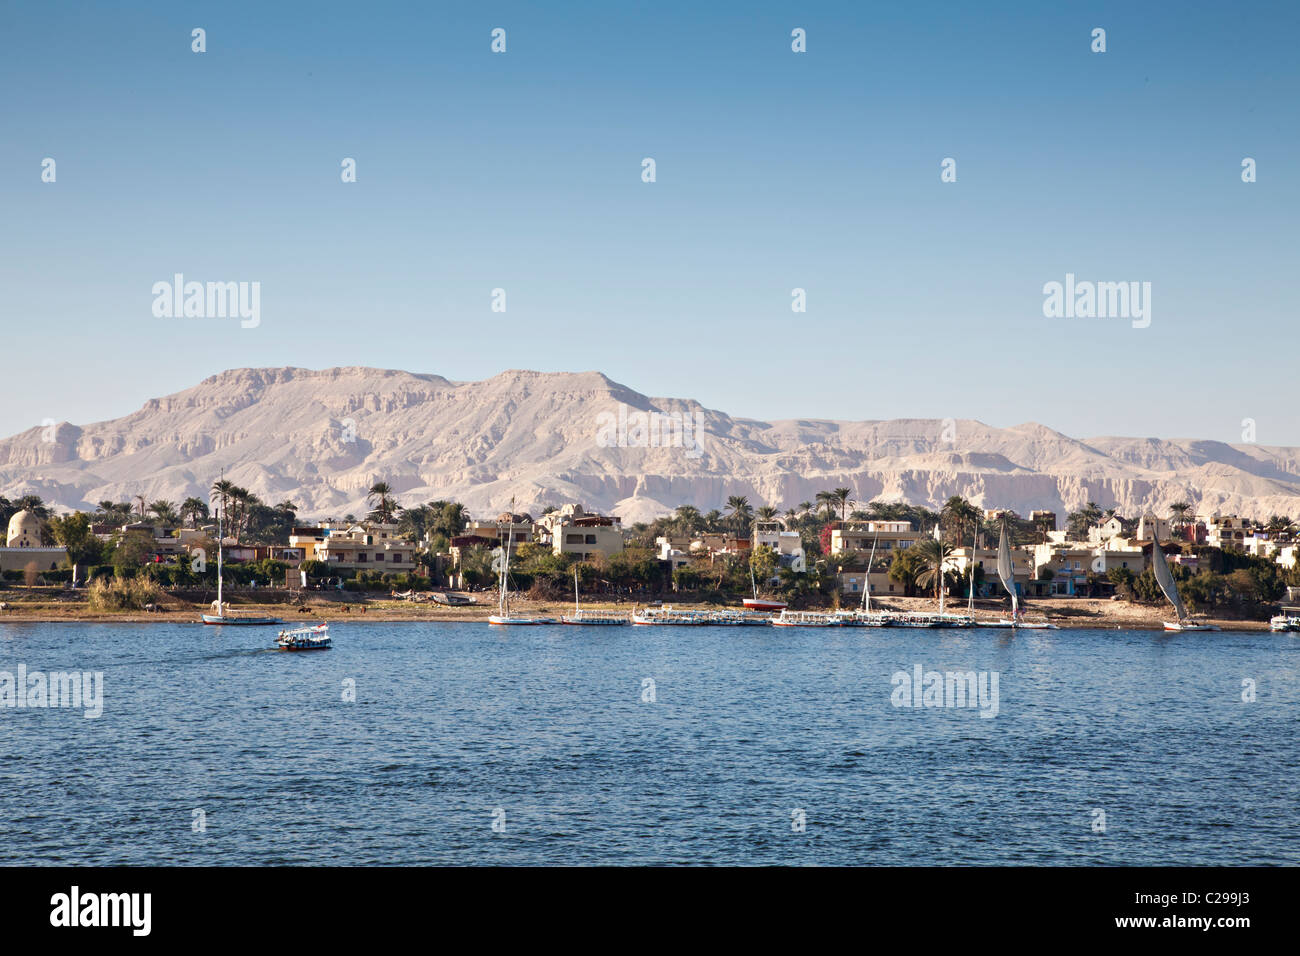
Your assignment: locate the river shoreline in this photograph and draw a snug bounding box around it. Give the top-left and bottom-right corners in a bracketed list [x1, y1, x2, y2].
[0, 592, 1274, 629]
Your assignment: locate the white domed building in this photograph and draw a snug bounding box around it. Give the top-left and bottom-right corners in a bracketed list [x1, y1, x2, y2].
[1, 509, 68, 575]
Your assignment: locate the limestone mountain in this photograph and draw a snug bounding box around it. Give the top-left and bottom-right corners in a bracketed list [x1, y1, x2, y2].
[2, 366, 1298, 525]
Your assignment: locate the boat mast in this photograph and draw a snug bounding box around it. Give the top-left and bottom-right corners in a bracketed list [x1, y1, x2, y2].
[934, 524, 945, 616]
[499, 498, 516, 618]
[863, 530, 879, 613]
[215, 481, 224, 616]
[574, 566, 580, 613]
[968, 522, 976, 614]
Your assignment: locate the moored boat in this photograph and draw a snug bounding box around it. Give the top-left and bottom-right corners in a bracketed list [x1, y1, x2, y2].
[201, 482, 280, 626]
[486, 499, 555, 626]
[561, 568, 629, 624]
[772, 609, 841, 627]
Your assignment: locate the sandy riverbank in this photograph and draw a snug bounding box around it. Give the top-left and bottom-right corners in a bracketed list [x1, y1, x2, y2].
[0, 591, 1273, 630]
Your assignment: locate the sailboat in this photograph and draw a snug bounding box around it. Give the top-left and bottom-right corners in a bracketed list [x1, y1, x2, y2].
[743, 561, 787, 612]
[562, 567, 628, 625]
[1152, 533, 1219, 632]
[984, 522, 1055, 628]
[201, 489, 280, 625]
[487, 505, 556, 626]
[930, 525, 971, 627]
[837, 530, 890, 626]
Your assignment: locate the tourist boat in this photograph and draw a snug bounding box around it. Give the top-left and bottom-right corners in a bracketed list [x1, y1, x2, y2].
[487, 501, 556, 626]
[276, 623, 332, 651]
[201, 489, 280, 626]
[742, 564, 787, 613]
[929, 612, 974, 628]
[631, 605, 705, 625]
[772, 609, 841, 627]
[711, 609, 774, 626]
[887, 613, 937, 628]
[1269, 607, 1300, 632]
[1151, 532, 1220, 632]
[833, 609, 891, 627]
[562, 569, 629, 625]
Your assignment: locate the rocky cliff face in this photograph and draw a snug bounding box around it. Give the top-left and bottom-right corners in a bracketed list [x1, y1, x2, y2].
[2, 366, 1298, 523]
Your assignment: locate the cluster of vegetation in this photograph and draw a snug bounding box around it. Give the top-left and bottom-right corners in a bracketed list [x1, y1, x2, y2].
[87, 574, 163, 611]
[1107, 550, 1300, 615]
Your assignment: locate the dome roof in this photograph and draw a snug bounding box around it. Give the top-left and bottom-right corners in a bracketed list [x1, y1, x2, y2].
[7, 509, 45, 547]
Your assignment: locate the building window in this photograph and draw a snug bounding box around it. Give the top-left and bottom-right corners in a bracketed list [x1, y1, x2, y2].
[376, 553, 384, 561]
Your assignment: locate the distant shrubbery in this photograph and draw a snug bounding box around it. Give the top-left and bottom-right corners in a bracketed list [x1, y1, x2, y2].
[88, 575, 163, 610]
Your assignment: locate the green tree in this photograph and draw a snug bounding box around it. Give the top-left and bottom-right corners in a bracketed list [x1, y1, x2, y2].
[888, 547, 925, 597]
[749, 544, 777, 587]
[47, 512, 105, 574]
[367, 482, 399, 524]
[913, 539, 956, 602]
[180, 497, 209, 528]
[725, 496, 753, 537]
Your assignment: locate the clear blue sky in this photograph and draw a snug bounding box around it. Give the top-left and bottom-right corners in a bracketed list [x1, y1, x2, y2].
[2, 1, 1297, 443]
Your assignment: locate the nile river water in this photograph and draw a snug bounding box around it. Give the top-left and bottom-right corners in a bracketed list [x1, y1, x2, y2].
[1, 621, 1296, 865]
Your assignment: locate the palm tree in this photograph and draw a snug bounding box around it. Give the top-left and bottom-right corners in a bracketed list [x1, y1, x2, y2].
[367, 482, 398, 524]
[725, 495, 753, 537]
[831, 487, 853, 522]
[148, 500, 179, 525]
[13, 495, 50, 519]
[227, 486, 255, 541]
[397, 504, 433, 541]
[673, 505, 702, 536]
[756, 505, 780, 525]
[180, 497, 209, 528]
[941, 495, 981, 545]
[814, 490, 836, 521]
[798, 501, 813, 516]
[1168, 501, 1192, 534]
[913, 539, 956, 603]
[211, 478, 236, 527]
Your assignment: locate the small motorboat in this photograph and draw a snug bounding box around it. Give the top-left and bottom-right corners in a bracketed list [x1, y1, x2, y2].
[1268, 607, 1300, 632]
[276, 623, 332, 651]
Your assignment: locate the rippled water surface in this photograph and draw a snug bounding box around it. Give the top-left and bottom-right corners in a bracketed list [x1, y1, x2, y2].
[1, 621, 1296, 865]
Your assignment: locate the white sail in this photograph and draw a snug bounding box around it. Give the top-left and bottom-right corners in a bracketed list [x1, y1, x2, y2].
[1150, 533, 1187, 622]
[997, 524, 1018, 618]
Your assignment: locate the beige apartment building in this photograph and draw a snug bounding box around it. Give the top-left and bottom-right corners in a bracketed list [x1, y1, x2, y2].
[535, 504, 624, 560]
[289, 522, 417, 573]
[829, 520, 919, 556]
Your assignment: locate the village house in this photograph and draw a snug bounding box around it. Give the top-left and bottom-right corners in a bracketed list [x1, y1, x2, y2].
[829, 520, 919, 557]
[534, 504, 624, 560]
[1136, 515, 1171, 542]
[752, 520, 806, 573]
[1087, 516, 1126, 545]
[1202, 514, 1252, 550]
[288, 521, 417, 573]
